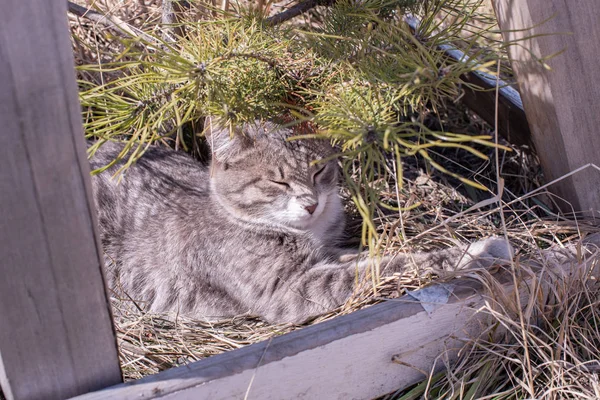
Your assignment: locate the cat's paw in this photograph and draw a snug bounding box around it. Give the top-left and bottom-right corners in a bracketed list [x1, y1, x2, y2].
[456, 236, 514, 270]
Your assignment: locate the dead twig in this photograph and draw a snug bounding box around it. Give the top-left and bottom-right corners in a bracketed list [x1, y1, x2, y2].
[67, 1, 158, 44]
[161, 0, 189, 40]
[265, 0, 333, 26]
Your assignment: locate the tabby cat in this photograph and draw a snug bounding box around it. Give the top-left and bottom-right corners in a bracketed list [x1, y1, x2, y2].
[90, 119, 512, 324]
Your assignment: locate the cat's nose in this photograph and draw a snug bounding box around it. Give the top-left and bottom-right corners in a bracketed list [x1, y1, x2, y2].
[305, 203, 318, 215]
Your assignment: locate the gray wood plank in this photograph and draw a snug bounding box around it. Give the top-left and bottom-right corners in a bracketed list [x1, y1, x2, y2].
[494, 0, 600, 213]
[0, 1, 122, 399]
[71, 282, 487, 400]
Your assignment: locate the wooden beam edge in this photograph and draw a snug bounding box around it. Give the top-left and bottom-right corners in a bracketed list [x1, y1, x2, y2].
[71, 280, 488, 400]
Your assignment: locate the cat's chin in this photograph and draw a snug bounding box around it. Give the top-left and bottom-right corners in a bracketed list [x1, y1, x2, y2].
[286, 217, 320, 231]
[264, 211, 317, 230]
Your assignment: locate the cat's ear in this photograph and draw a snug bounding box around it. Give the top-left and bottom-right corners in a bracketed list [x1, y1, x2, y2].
[204, 116, 250, 163]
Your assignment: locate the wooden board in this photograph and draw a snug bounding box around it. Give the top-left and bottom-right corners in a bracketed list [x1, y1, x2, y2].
[72, 283, 488, 400]
[494, 0, 600, 213]
[0, 1, 122, 399]
[459, 65, 532, 148]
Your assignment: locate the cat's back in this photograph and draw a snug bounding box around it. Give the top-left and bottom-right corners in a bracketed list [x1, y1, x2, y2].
[89, 141, 208, 182]
[88, 141, 212, 236]
[89, 141, 209, 195]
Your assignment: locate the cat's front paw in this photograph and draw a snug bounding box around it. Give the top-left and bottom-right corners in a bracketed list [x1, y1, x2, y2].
[456, 236, 514, 270]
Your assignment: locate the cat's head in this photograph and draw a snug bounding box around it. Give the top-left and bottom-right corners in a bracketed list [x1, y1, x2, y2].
[205, 118, 341, 232]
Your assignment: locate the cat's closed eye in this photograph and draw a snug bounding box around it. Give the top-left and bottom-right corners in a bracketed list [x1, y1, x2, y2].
[268, 179, 290, 189]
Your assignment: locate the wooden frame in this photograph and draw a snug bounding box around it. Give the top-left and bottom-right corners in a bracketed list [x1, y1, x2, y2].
[73, 281, 490, 400]
[0, 1, 121, 399]
[1, 1, 599, 399]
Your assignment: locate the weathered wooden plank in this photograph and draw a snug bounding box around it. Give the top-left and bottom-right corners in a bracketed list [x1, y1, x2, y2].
[0, 1, 122, 400]
[72, 282, 487, 400]
[459, 64, 532, 148]
[494, 0, 600, 213]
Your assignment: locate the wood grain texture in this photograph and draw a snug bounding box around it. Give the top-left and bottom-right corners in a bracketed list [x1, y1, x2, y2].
[0, 1, 122, 399]
[72, 284, 488, 400]
[494, 0, 600, 213]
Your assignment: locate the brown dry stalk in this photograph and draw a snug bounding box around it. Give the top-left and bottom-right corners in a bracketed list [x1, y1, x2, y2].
[265, 0, 335, 26]
[67, 1, 157, 43]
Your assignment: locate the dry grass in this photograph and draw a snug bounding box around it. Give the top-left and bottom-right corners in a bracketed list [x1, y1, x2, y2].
[67, 1, 600, 398]
[380, 241, 600, 399]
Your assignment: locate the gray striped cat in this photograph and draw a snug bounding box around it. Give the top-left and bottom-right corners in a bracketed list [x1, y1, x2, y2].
[90, 119, 513, 324]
